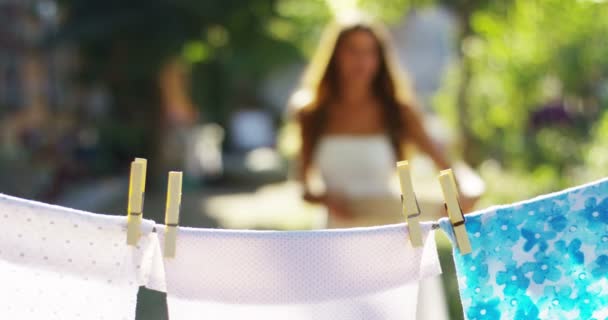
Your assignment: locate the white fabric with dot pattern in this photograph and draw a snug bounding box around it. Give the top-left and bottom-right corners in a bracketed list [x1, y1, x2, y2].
[0, 194, 161, 320]
[150, 223, 441, 320]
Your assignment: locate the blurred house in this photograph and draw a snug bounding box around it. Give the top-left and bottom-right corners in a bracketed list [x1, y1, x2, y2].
[0, 0, 69, 114]
[0, 0, 96, 200]
[393, 6, 456, 110]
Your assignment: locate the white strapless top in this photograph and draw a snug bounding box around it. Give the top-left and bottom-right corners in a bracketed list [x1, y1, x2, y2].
[314, 135, 399, 198]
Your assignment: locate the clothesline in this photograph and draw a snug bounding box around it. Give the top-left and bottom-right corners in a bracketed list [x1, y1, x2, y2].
[1, 163, 608, 318]
[0, 191, 440, 319]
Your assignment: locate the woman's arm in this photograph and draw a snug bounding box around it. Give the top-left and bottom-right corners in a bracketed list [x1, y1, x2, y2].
[296, 110, 353, 218]
[402, 106, 450, 169]
[296, 110, 324, 203]
[402, 106, 481, 213]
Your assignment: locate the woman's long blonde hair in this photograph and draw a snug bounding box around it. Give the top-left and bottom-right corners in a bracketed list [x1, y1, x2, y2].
[291, 14, 419, 161]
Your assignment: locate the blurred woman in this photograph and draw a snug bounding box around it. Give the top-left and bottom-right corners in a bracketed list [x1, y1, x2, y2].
[293, 15, 470, 228]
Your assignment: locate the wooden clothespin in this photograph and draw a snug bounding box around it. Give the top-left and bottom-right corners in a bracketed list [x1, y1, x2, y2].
[397, 161, 423, 247]
[127, 158, 147, 245]
[163, 171, 182, 258]
[438, 169, 472, 255]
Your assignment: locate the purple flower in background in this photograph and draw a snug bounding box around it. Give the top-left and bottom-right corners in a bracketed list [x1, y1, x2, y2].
[529, 100, 574, 130]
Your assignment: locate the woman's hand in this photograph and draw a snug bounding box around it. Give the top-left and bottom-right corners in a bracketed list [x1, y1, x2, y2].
[459, 195, 479, 215]
[302, 191, 353, 219]
[302, 191, 324, 203]
[325, 193, 353, 219]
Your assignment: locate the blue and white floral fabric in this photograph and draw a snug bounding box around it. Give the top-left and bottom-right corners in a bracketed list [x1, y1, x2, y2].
[440, 178, 608, 320]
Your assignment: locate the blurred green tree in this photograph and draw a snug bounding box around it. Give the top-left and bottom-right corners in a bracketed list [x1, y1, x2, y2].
[57, 0, 302, 175]
[57, 0, 608, 196]
[273, 0, 608, 203]
[434, 0, 608, 202]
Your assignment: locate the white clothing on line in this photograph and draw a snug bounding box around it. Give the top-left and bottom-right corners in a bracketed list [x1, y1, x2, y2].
[0, 194, 161, 320]
[150, 223, 441, 320]
[314, 134, 451, 320]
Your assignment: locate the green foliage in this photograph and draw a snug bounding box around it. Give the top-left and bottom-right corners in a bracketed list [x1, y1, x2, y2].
[57, 0, 608, 202]
[582, 111, 608, 181]
[58, 0, 418, 121]
[273, 0, 333, 55]
[272, 0, 413, 54]
[58, 0, 306, 119]
[434, 0, 608, 204]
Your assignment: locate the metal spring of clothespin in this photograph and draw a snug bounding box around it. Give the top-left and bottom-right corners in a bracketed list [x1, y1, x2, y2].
[127, 158, 147, 245]
[163, 171, 182, 258]
[438, 169, 472, 255]
[397, 161, 424, 247]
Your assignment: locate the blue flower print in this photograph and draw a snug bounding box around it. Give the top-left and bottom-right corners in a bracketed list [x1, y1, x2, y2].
[489, 215, 521, 243]
[597, 234, 608, 255]
[485, 238, 516, 265]
[581, 197, 608, 232]
[496, 265, 530, 296]
[547, 201, 570, 232]
[510, 295, 540, 320]
[522, 251, 562, 284]
[541, 285, 575, 311]
[444, 178, 608, 320]
[572, 270, 592, 291]
[592, 255, 608, 279]
[514, 304, 540, 320]
[484, 215, 519, 263]
[561, 222, 597, 245]
[494, 206, 527, 227]
[457, 251, 489, 287]
[462, 281, 495, 302]
[598, 197, 608, 221]
[521, 228, 556, 252]
[466, 299, 501, 320]
[554, 239, 585, 265]
[548, 214, 568, 232]
[585, 196, 598, 210]
[465, 218, 487, 250]
[521, 203, 550, 230]
[583, 207, 605, 227]
[576, 287, 606, 320]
